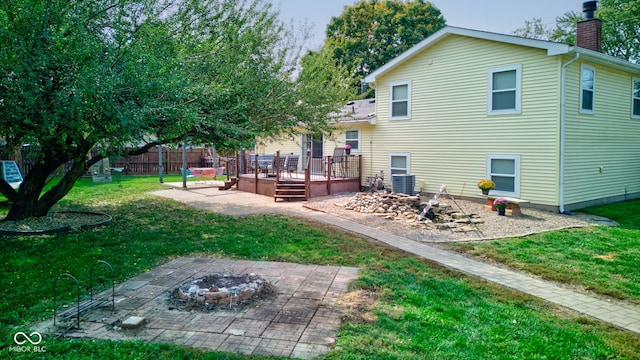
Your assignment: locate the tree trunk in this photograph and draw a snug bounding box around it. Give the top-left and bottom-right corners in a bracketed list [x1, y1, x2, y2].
[3, 158, 87, 221]
[4, 162, 56, 220]
[0, 141, 161, 222]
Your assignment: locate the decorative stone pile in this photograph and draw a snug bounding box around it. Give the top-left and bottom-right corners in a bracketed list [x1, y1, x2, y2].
[174, 273, 266, 310]
[340, 192, 484, 233]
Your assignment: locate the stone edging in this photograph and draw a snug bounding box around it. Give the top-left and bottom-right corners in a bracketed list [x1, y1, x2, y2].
[0, 211, 113, 236]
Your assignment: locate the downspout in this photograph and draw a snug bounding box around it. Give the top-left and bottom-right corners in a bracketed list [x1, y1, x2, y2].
[560, 52, 579, 214]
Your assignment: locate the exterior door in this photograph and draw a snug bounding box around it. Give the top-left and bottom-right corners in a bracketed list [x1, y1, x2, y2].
[301, 134, 323, 172]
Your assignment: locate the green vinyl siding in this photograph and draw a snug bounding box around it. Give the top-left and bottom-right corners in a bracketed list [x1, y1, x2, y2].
[373, 35, 561, 206]
[563, 62, 640, 208]
[260, 137, 303, 156]
[261, 32, 640, 209]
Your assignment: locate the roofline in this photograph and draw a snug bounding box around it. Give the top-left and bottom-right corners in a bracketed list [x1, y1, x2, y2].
[364, 26, 640, 83]
[570, 46, 640, 74]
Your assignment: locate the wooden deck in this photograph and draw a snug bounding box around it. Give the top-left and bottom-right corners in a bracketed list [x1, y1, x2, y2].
[226, 150, 363, 201]
[236, 173, 361, 201]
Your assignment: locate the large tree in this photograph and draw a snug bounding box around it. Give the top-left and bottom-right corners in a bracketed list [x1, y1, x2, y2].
[0, 0, 350, 221]
[597, 0, 640, 62]
[514, 0, 639, 63]
[512, 18, 554, 40]
[318, 0, 446, 97]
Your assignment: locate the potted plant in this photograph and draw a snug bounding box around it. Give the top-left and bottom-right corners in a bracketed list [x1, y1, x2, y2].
[493, 197, 508, 216]
[477, 179, 495, 195]
[344, 144, 352, 155]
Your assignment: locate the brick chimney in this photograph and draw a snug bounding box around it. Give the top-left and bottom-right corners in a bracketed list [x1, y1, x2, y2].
[576, 1, 602, 52]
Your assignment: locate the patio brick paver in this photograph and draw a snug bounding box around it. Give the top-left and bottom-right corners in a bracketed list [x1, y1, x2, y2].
[39, 257, 358, 360]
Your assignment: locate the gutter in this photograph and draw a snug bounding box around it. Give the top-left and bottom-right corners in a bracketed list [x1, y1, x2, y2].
[559, 53, 579, 214]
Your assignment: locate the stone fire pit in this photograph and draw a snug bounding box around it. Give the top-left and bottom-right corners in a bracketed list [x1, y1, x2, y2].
[170, 273, 268, 311]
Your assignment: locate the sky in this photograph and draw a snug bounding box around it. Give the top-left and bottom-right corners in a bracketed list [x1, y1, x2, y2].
[267, 0, 585, 51]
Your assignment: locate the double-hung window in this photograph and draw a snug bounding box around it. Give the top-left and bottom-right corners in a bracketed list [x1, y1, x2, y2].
[390, 81, 411, 120]
[389, 153, 410, 175]
[487, 155, 520, 197]
[581, 65, 595, 113]
[345, 130, 360, 151]
[633, 78, 640, 119]
[488, 65, 521, 114]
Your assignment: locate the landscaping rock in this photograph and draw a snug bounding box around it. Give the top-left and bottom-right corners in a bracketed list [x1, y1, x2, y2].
[341, 192, 481, 230]
[122, 316, 146, 329]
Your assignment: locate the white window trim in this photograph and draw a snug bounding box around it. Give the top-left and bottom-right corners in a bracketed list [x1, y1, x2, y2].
[344, 129, 360, 151]
[389, 81, 411, 120]
[488, 65, 521, 115]
[388, 152, 410, 176]
[632, 77, 640, 119]
[580, 64, 595, 114]
[487, 154, 520, 197]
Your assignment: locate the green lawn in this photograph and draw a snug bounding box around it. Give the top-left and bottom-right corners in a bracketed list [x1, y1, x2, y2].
[443, 202, 640, 303]
[1, 176, 639, 359]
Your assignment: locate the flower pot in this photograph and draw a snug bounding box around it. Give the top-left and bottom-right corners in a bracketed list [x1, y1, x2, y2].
[497, 208, 506, 216]
[345, 148, 351, 155]
[481, 189, 489, 195]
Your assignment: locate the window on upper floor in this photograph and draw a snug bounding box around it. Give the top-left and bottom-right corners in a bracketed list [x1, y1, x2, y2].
[633, 78, 640, 119]
[581, 65, 595, 114]
[488, 65, 521, 115]
[487, 154, 520, 197]
[345, 130, 360, 151]
[390, 81, 411, 120]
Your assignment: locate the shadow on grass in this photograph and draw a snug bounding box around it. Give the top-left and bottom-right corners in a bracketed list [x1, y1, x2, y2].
[1, 178, 639, 358]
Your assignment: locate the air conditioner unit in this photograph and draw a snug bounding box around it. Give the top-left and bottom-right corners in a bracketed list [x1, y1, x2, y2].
[392, 174, 415, 195]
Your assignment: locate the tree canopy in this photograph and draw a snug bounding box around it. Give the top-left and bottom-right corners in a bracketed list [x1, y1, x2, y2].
[316, 0, 446, 97]
[597, 0, 640, 62]
[0, 0, 350, 220]
[513, 0, 640, 63]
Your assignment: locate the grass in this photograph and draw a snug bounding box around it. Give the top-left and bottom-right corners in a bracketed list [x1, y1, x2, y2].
[443, 202, 640, 303]
[1, 175, 639, 359]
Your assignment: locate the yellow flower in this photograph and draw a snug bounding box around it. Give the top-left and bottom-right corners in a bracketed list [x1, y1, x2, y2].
[477, 179, 495, 190]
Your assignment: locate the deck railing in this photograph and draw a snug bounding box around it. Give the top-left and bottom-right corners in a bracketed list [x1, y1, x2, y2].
[237, 150, 361, 183]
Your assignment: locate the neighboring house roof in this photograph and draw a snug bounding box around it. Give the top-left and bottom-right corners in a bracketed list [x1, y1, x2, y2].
[332, 99, 376, 125]
[364, 26, 640, 83]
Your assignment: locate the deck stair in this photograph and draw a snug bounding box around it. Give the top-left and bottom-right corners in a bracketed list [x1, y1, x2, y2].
[218, 177, 237, 190]
[274, 181, 306, 202]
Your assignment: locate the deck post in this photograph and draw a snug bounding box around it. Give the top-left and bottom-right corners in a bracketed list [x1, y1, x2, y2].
[275, 149, 281, 182]
[358, 155, 363, 189]
[274, 150, 281, 202]
[326, 155, 332, 195]
[236, 152, 240, 180]
[305, 150, 311, 199]
[255, 153, 259, 194]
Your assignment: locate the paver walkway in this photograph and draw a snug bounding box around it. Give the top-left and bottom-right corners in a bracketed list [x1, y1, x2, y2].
[152, 187, 640, 335]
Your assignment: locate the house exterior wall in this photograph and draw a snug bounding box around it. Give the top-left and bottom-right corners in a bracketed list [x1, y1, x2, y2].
[257, 32, 640, 210]
[257, 138, 300, 157]
[372, 35, 562, 205]
[562, 60, 640, 209]
[262, 127, 373, 170]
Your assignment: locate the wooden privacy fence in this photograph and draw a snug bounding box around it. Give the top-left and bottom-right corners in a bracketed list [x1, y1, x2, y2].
[0, 146, 226, 177]
[109, 147, 216, 175]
